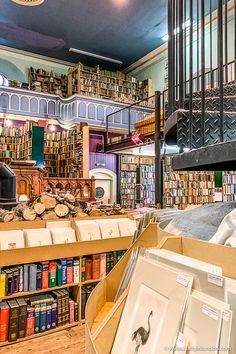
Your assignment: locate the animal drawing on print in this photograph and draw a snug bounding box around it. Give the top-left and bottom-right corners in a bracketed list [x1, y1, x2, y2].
[132, 310, 153, 354]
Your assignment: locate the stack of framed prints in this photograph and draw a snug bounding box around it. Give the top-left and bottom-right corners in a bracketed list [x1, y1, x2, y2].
[112, 256, 193, 354]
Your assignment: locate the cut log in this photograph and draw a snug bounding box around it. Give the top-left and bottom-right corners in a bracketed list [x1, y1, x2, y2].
[41, 210, 58, 220]
[76, 211, 89, 218]
[34, 202, 46, 215]
[54, 204, 69, 218]
[22, 208, 37, 221]
[64, 193, 75, 204]
[40, 195, 57, 210]
[0, 209, 14, 223]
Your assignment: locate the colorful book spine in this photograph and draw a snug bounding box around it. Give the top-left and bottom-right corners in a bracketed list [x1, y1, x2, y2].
[40, 262, 49, 289]
[29, 264, 37, 292]
[40, 303, 47, 332]
[36, 269, 42, 290]
[85, 259, 92, 281]
[69, 300, 74, 323]
[46, 303, 52, 331]
[34, 304, 41, 334]
[81, 257, 86, 282]
[49, 262, 57, 288]
[51, 300, 57, 329]
[23, 264, 29, 292]
[60, 259, 67, 285]
[100, 254, 106, 279]
[26, 307, 35, 337]
[8, 299, 19, 342]
[17, 266, 24, 293]
[0, 302, 10, 342]
[74, 303, 78, 322]
[92, 255, 101, 280]
[17, 299, 27, 339]
[4, 269, 13, 296]
[66, 258, 73, 284]
[0, 273, 6, 297]
[11, 268, 19, 293]
[73, 260, 80, 283]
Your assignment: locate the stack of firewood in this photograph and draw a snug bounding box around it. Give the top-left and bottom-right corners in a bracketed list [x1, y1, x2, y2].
[0, 193, 126, 222]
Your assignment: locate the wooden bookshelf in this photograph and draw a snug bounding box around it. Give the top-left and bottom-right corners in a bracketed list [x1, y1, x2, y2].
[67, 63, 152, 104]
[119, 155, 155, 208]
[29, 67, 68, 97]
[0, 216, 131, 347]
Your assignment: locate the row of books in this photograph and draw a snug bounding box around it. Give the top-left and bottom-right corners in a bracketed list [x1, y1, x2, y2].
[223, 184, 236, 195]
[164, 188, 214, 197]
[0, 291, 78, 343]
[81, 285, 96, 320]
[81, 251, 126, 282]
[0, 258, 80, 297]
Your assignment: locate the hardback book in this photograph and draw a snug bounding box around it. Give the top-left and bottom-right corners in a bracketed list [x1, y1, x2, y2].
[46, 303, 52, 331]
[51, 300, 57, 329]
[0, 273, 6, 297]
[74, 303, 78, 322]
[52, 291, 62, 327]
[17, 266, 23, 292]
[10, 268, 19, 293]
[4, 269, 13, 295]
[73, 260, 80, 283]
[59, 259, 67, 285]
[92, 255, 101, 280]
[36, 268, 42, 290]
[29, 264, 37, 292]
[40, 303, 47, 332]
[49, 262, 57, 288]
[8, 299, 20, 342]
[39, 262, 49, 289]
[0, 302, 10, 342]
[100, 254, 106, 278]
[23, 264, 30, 292]
[29, 294, 54, 307]
[66, 258, 74, 284]
[69, 300, 74, 323]
[60, 289, 69, 325]
[34, 304, 40, 334]
[26, 307, 35, 337]
[81, 288, 87, 320]
[85, 259, 92, 281]
[17, 298, 27, 338]
[81, 257, 86, 282]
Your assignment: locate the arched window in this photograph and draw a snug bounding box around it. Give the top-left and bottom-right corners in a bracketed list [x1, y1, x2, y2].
[0, 74, 9, 87]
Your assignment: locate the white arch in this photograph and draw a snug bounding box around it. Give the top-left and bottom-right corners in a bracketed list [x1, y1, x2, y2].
[89, 168, 117, 204]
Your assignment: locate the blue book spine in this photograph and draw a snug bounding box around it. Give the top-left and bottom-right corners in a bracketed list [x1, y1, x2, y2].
[40, 304, 47, 332]
[34, 304, 41, 334]
[23, 265, 29, 292]
[29, 265, 37, 292]
[36, 269, 42, 290]
[60, 259, 67, 285]
[51, 300, 57, 329]
[46, 304, 52, 331]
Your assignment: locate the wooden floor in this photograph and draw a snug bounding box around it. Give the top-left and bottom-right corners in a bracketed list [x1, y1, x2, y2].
[0, 325, 85, 354]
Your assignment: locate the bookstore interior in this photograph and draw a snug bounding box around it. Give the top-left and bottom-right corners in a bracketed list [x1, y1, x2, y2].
[1, 0, 236, 353]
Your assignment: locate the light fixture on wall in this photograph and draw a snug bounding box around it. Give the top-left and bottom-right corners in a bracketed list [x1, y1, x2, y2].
[11, 0, 45, 6]
[162, 19, 191, 42]
[69, 48, 123, 65]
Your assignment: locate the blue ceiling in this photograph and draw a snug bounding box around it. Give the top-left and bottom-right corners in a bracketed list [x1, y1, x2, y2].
[0, 0, 168, 69]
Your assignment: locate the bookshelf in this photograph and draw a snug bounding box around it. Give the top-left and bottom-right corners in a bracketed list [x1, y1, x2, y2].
[119, 155, 155, 208]
[223, 172, 236, 202]
[0, 124, 22, 164]
[29, 67, 68, 97]
[163, 155, 215, 209]
[0, 216, 131, 347]
[68, 63, 152, 104]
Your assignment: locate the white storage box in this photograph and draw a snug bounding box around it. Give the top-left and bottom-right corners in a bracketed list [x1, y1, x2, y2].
[0, 230, 25, 250]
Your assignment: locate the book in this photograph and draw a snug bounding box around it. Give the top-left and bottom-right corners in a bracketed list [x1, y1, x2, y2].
[0, 273, 6, 297]
[11, 268, 19, 293]
[81, 288, 87, 320]
[74, 303, 78, 322]
[29, 264, 37, 292]
[40, 303, 47, 332]
[8, 299, 20, 342]
[34, 304, 40, 334]
[36, 268, 42, 290]
[49, 262, 57, 288]
[60, 259, 67, 285]
[85, 259, 92, 281]
[100, 254, 106, 278]
[0, 302, 9, 342]
[4, 269, 13, 295]
[26, 307, 35, 337]
[17, 298, 27, 338]
[51, 300, 57, 329]
[66, 258, 73, 284]
[73, 260, 80, 283]
[52, 291, 63, 327]
[69, 300, 74, 323]
[92, 255, 101, 280]
[17, 266, 23, 293]
[39, 262, 49, 289]
[60, 289, 69, 325]
[23, 264, 30, 292]
[81, 257, 86, 282]
[46, 303, 52, 331]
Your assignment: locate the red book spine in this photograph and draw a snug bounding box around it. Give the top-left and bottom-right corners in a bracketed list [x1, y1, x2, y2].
[0, 308, 10, 342]
[92, 256, 101, 280]
[42, 271, 49, 289]
[67, 267, 73, 284]
[26, 310, 35, 337]
[85, 259, 92, 281]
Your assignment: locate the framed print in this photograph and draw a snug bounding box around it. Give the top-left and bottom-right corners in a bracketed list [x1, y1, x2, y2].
[112, 256, 193, 354]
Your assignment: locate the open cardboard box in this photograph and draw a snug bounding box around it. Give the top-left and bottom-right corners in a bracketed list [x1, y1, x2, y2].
[85, 222, 236, 354]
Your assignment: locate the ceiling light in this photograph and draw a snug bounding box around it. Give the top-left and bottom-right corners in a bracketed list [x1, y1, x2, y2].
[69, 48, 123, 65]
[11, 0, 45, 6]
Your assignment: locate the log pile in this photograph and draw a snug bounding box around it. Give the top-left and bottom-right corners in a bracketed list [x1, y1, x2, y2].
[0, 193, 126, 222]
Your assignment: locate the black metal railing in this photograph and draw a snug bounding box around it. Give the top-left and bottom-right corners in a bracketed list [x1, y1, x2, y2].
[167, 0, 236, 149]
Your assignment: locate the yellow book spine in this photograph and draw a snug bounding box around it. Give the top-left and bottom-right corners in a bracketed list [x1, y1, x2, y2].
[0, 273, 6, 297]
